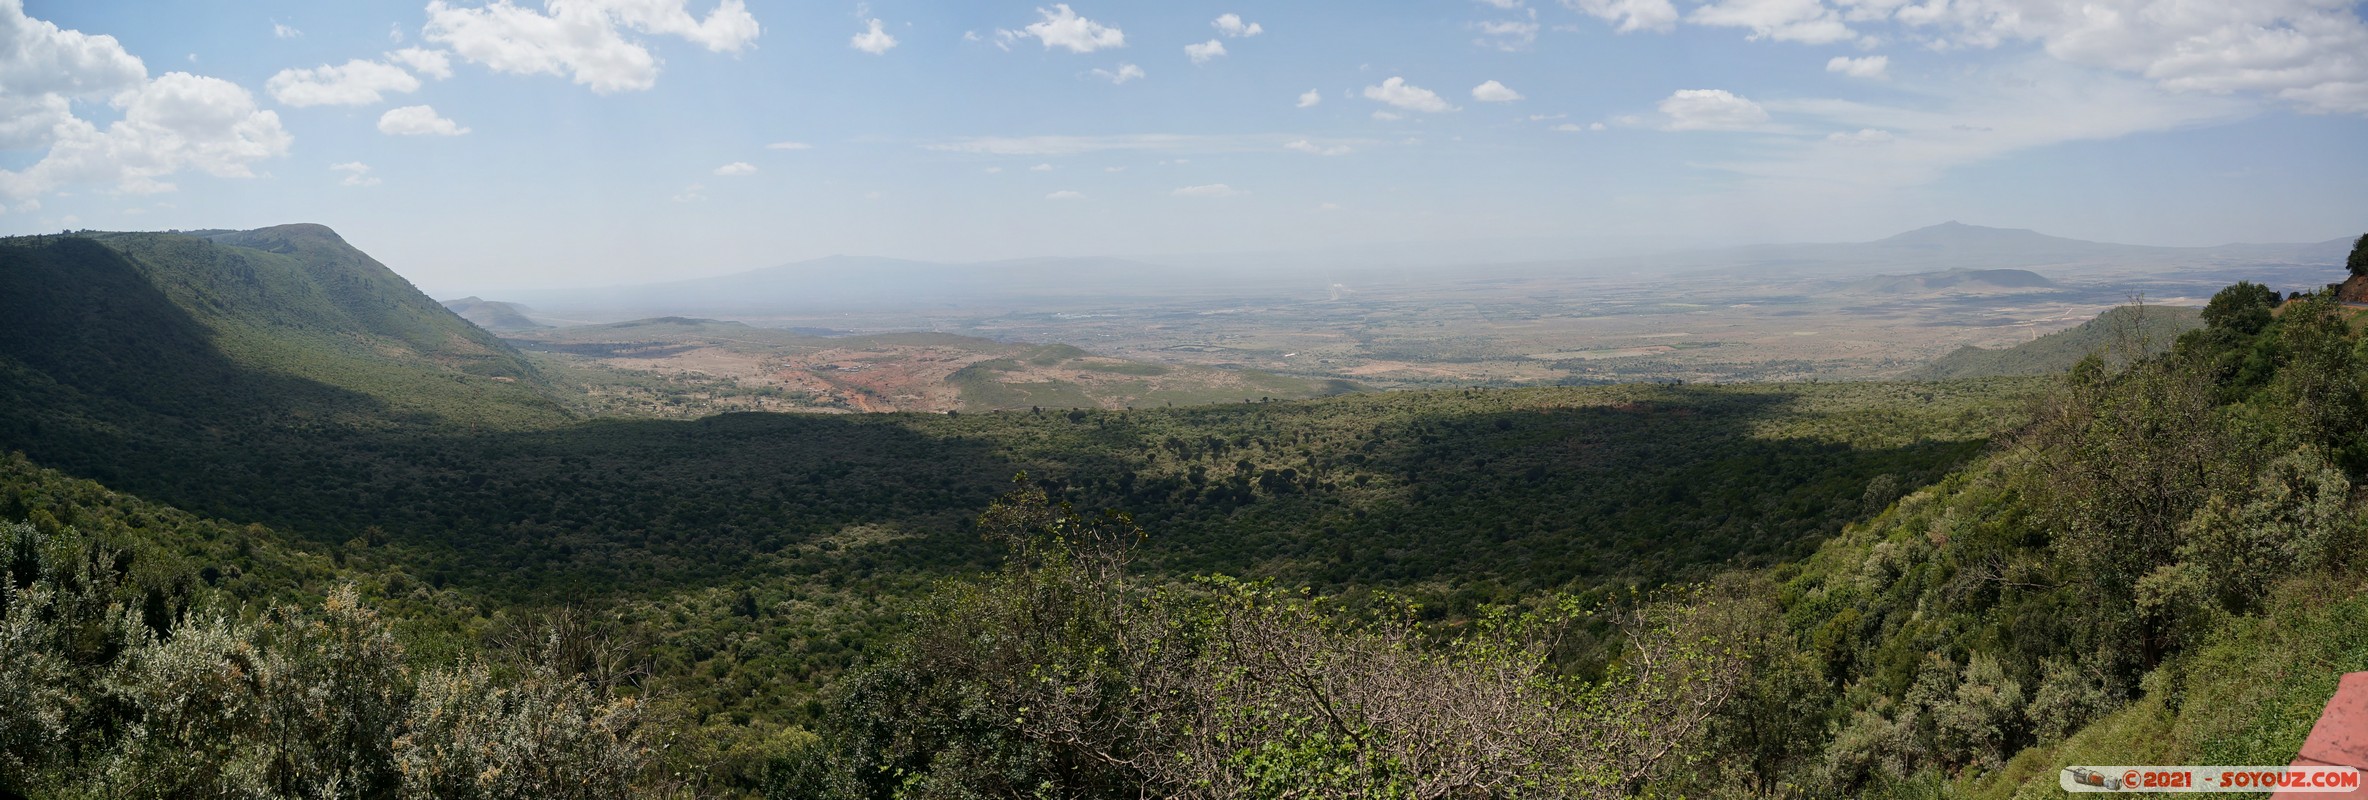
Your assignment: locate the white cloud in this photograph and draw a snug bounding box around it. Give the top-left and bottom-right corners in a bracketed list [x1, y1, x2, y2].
[850, 18, 897, 54]
[1363, 77, 1455, 113]
[1000, 4, 1125, 53]
[1827, 54, 1887, 78]
[0, 6, 292, 206]
[1561, 0, 1678, 34]
[1211, 13, 1262, 37]
[422, 0, 760, 93]
[1825, 128, 1895, 145]
[1046, 189, 1084, 200]
[713, 161, 756, 176]
[1658, 88, 1771, 130]
[0, 72, 292, 203]
[983, 166, 1003, 173]
[1476, 0, 1525, 8]
[0, 3, 147, 152]
[1553, 121, 1607, 131]
[1030, 163, 1054, 171]
[1473, 19, 1540, 50]
[1184, 39, 1225, 64]
[1283, 139, 1351, 156]
[1471, 79, 1523, 102]
[672, 183, 706, 202]
[1687, 0, 1855, 44]
[265, 59, 421, 107]
[1172, 183, 1242, 197]
[387, 47, 454, 79]
[1558, 0, 2368, 116]
[330, 161, 380, 187]
[1296, 89, 1321, 108]
[1371, 110, 1404, 121]
[1893, 0, 2368, 115]
[923, 133, 1295, 156]
[1315, 201, 1341, 211]
[1092, 62, 1145, 84]
[377, 104, 468, 136]
[766, 140, 811, 150]
[273, 22, 301, 39]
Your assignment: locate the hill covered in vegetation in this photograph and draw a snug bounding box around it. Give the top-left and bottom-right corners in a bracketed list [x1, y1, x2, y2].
[1908, 304, 2204, 380]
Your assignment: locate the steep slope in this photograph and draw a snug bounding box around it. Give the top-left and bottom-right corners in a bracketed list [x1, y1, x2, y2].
[1908, 304, 2203, 380]
[0, 225, 566, 499]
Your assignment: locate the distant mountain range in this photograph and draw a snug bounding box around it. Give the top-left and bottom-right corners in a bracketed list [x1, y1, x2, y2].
[496, 222, 2353, 318]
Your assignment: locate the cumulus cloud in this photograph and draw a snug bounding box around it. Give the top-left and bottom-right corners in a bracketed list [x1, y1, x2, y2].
[1827, 54, 1887, 78]
[1, 73, 292, 203]
[1473, 18, 1540, 50]
[423, 0, 761, 93]
[1030, 163, 1054, 171]
[1363, 77, 1455, 113]
[1211, 13, 1262, 37]
[1283, 139, 1351, 156]
[1658, 89, 1772, 130]
[1899, 0, 2368, 115]
[998, 4, 1124, 53]
[387, 47, 454, 79]
[1045, 189, 1084, 200]
[330, 161, 380, 186]
[1471, 80, 1523, 102]
[766, 140, 811, 150]
[850, 18, 896, 54]
[0, 6, 291, 206]
[1171, 183, 1242, 197]
[713, 161, 756, 175]
[1297, 89, 1321, 108]
[1687, 0, 1855, 44]
[273, 22, 302, 39]
[1091, 62, 1144, 84]
[266, 59, 420, 107]
[1554, 121, 1607, 131]
[1559, 0, 2368, 116]
[1561, 0, 1678, 34]
[1184, 39, 1225, 64]
[377, 104, 468, 135]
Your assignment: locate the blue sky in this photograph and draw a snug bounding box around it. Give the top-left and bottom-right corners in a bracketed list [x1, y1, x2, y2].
[3, 0, 2365, 294]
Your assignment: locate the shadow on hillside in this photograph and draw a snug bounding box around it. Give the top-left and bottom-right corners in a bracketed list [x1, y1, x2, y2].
[1, 243, 2006, 605]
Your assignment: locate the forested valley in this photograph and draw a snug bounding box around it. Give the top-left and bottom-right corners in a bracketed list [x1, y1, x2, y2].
[7, 228, 2368, 798]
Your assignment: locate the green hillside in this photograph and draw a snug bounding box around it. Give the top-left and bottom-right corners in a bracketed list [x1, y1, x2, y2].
[0, 226, 566, 493]
[1908, 304, 2204, 380]
[7, 225, 2360, 797]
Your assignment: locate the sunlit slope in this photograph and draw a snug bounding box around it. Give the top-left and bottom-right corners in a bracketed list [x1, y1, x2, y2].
[1909, 305, 2204, 380]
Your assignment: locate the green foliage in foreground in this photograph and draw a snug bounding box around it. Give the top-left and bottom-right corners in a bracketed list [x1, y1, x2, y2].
[0, 521, 647, 799]
[810, 482, 1773, 800]
[1717, 288, 2368, 797]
